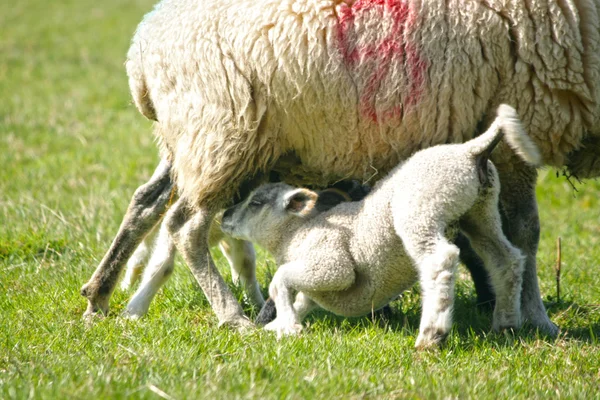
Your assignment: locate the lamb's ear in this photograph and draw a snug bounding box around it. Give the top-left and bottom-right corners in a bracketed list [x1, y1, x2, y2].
[283, 188, 318, 217]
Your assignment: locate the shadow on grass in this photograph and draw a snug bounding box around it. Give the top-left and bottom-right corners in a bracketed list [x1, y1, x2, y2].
[302, 291, 493, 337]
[545, 299, 600, 342]
[300, 293, 600, 345]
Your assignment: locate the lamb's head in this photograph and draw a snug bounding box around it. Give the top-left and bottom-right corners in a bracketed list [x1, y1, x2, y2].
[221, 183, 318, 248]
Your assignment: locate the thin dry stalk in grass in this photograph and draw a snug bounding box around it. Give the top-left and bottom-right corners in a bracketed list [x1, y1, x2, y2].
[556, 237, 562, 303]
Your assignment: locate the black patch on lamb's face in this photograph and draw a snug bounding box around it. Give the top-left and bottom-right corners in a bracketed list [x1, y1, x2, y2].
[247, 183, 290, 209]
[222, 183, 293, 240]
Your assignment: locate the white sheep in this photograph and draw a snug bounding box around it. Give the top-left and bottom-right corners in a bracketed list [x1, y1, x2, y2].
[82, 0, 600, 335]
[221, 105, 538, 347]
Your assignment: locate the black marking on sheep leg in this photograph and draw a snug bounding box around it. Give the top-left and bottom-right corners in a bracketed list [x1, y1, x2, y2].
[81, 160, 174, 316]
[256, 297, 277, 325]
[454, 232, 495, 310]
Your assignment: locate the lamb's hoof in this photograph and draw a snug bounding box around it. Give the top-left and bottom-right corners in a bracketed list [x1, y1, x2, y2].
[219, 315, 255, 332]
[415, 328, 447, 350]
[264, 317, 303, 339]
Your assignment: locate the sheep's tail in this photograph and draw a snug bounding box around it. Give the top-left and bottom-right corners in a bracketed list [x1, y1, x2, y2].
[468, 104, 541, 166]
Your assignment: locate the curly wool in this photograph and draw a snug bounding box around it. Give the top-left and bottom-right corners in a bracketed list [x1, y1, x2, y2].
[126, 0, 600, 207]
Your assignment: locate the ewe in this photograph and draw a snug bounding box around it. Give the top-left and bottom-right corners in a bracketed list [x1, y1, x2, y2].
[82, 0, 600, 336]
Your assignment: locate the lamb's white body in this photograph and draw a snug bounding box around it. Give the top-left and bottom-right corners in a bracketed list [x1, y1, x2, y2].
[222, 106, 537, 347]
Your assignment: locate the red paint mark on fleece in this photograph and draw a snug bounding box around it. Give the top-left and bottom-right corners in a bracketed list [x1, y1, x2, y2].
[336, 0, 427, 123]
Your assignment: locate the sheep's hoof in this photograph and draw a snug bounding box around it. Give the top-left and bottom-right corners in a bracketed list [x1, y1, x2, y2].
[82, 295, 109, 322]
[218, 315, 255, 332]
[264, 317, 302, 339]
[82, 306, 108, 328]
[524, 315, 560, 338]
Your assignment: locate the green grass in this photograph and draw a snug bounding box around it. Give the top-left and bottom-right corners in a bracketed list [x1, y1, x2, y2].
[1, 1, 599, 398]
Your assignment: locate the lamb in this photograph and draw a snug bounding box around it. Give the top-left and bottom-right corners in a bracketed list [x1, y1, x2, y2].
[81, 0, 600, 335]
[220, 105, 538, 347]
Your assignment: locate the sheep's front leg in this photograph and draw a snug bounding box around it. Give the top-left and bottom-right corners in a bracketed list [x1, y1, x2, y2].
[266, 260, 355, 338]
[497, 165, 558, 336]
[165, 198, 252, 329]
[81, 159, 173, 318]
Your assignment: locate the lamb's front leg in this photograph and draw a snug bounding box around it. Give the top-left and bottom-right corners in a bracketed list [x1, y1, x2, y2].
[124, 220, 175, 318]
[266, 260, 355, 338]
[265, 263, 303, 338]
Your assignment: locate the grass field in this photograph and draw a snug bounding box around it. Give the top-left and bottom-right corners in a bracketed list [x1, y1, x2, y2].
[1, 1, 599, 398]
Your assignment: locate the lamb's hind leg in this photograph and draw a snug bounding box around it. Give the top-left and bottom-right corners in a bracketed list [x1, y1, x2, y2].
[409, 238, 460, 349]
[164, 197, 252, 329]
[459, 184, 524, 331]
[81, 159, 173, 318]
[396, 217, 460, 348]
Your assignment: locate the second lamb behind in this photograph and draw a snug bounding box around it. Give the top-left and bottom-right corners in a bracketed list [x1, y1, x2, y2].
[221, 105, 541, 349]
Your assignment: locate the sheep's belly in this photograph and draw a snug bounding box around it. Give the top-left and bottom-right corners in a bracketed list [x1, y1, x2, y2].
[305, 254, 418, 317]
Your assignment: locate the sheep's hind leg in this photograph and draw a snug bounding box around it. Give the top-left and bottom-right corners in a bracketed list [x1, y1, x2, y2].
[165, 197, 252, 330]
[497, 165, 558, 336]
[124, 219, 175, 318]
[81, 159, 173, 318]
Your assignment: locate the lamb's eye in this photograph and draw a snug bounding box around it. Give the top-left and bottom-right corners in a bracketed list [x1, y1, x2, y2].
[249, 200, 263, 207]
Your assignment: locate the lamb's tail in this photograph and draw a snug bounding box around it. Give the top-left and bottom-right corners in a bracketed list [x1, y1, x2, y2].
[468, 104, 541, 166]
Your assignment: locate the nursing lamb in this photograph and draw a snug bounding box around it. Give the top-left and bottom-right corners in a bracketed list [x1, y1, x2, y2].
[221, 105, 538, 347]
[82, 0, 600, 335]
